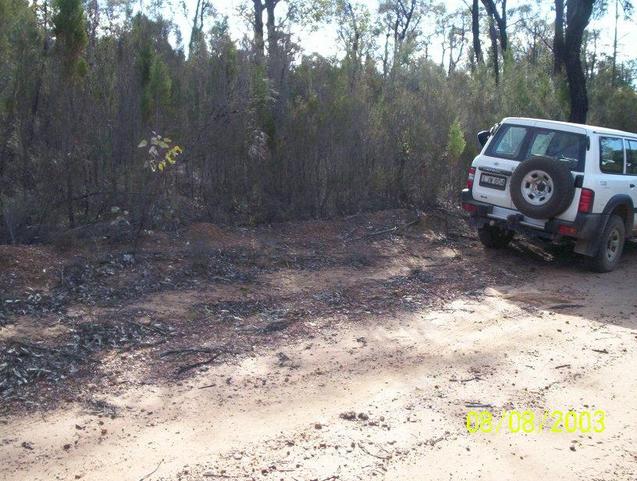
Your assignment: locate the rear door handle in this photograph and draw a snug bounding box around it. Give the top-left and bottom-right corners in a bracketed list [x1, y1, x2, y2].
[631, 184, 636, 188]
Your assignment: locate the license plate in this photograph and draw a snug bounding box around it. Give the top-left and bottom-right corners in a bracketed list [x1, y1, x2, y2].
[479, 173, 507, 190]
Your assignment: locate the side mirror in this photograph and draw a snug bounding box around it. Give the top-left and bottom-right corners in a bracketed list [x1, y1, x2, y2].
[477, 130, 490, 147]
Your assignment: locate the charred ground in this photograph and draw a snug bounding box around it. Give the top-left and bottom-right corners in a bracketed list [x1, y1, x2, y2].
[0, 208, 537, 414]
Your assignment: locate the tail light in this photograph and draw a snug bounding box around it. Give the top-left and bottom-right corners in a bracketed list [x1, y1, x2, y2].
[558, 225, 578, 237]
[462, 203, 477, 213]
[578, 188, 595, 213]
[466, 167, 476, 190]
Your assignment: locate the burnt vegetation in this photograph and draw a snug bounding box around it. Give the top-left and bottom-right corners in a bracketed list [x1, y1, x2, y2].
[0, 0, 636, 243]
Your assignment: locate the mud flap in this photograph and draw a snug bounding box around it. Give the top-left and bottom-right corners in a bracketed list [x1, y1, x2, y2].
[574, 238, 597, 256]
[574, 215, 609, 257]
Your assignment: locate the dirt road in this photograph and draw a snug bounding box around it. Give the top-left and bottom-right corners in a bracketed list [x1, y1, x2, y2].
[1, 213, 637, 481]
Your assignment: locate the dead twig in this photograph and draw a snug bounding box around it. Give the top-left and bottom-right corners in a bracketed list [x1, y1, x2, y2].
[548, 304, 585, 310]
[340, 226, 361, 240]
[362, 226, 399, 239]
[554, 364, 571, 369]
[177, 352, 223, 374]
[350, 217, 420, 242]
[425, 436, 445, 447]
[160, 348, 214, 358]
[138, 458, 164, 481]
[464, 402, 493, 409]
[357, 442, 392, 460]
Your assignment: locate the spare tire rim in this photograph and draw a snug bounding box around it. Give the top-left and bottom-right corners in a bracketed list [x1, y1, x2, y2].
[521, 170, 554, 206]
[606, 227, 621, 262]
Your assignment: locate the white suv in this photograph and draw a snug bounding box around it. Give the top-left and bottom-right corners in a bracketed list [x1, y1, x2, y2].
[461, 117, 637, 272]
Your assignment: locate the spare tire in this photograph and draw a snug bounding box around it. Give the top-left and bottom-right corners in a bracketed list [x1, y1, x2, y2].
[510, 156, 575, 219]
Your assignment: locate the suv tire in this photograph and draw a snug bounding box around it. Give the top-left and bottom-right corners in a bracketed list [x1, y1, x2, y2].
[590, 215, 625, 272]
[510, 156, 575, 219]
[478, 225, 514, 249]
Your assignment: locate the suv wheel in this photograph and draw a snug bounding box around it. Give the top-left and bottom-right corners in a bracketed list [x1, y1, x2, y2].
[591, 215, 625, 272]
[478, 225, 514, 249]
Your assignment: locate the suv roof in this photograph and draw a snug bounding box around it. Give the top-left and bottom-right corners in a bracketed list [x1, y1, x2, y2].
[501, 117, 637, 140]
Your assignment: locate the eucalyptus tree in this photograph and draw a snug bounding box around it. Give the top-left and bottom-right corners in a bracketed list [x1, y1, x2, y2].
[332, 0, 375, 89]
[378, 0, 430, 77]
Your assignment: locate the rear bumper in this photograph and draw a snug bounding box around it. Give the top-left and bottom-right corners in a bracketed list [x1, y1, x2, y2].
[461, 189, 605, 255]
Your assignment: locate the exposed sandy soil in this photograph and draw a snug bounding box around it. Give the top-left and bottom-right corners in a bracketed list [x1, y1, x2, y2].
[1, 209, 636, 481]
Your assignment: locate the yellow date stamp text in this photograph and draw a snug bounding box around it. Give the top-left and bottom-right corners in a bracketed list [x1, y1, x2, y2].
[466, 409, 606, 434]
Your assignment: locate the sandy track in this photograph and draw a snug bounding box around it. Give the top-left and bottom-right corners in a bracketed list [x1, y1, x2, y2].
[2, 244, 637, 481]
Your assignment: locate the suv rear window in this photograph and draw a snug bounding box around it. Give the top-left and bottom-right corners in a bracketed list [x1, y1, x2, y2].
[486, 124, 587, 171]
[493, 126, 527, 157]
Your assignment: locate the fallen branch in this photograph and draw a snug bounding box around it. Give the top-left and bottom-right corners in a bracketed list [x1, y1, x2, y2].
[351, 217, 421, 242]
[362, 226, 399, 238]
[177, 352, 223, 374]
[139, 458, 164, 481]
[464, 402, 493, 409]
[445, 232, 475, 240]
[548, 304, 585, 310]
[357, 442, 392, 460]
[425, 436, 445, 447]
[340, 226, 361, 240]
[160, 348, 214, 358]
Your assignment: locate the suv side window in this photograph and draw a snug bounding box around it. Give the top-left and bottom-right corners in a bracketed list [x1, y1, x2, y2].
[600, 137, 625, 174]
[626, 139, 637, 175]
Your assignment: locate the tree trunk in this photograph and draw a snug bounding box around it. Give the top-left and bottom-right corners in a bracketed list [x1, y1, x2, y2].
[500, 0, 507, 51]
[252, 0, 265, 62]
[448, 28, 455, 75]
[553, 0, 565, 74]
[472, 0, 484, 66]
[189, 0, 202, 52]
[481, 0, 507, 52]
[382, 32, 391, 78]
[564, 0, 594, 123]
[565, 50, 587, 123]
[488, 17, 499, 85]
[345, 2, 360, 90]
[611, 0, 618, 86]
[265, 0, 279, 59]
[588, 31, 598, 80]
